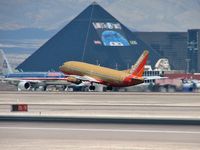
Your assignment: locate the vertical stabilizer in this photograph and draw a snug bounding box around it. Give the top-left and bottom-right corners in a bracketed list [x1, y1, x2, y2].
[0, 49, 13, 75]
[130, 50, 149, 77]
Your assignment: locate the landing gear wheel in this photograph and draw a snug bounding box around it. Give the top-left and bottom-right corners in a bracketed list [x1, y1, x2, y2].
[89, 86, 95, 91]
[106, 86, 113, 91]
[43, 86, 47, 91]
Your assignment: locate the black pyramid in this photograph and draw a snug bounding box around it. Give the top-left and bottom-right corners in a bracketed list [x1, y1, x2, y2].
[17, 2, 160, 71]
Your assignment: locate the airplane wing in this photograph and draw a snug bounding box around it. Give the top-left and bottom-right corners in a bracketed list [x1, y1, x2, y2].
[67, 75, 102, 84]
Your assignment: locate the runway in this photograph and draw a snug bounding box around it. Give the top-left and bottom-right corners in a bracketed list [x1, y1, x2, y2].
[0, 92, 200, 119]
[0, 121, 200, 150]
[1, 92, 200, 149]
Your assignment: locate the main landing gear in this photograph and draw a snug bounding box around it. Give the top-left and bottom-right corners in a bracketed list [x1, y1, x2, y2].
[89, 85, 95, 91]
[106, 86, 113, 91]
[89, 84, 113, 91]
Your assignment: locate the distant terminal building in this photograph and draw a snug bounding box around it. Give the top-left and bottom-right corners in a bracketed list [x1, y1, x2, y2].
[136, 30, 200, 73]
[135, 32, 187, 71]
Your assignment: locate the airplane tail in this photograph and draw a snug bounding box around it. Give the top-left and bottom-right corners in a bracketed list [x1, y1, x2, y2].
[130, 50, 149, 77]
[0, 49, 13, 75]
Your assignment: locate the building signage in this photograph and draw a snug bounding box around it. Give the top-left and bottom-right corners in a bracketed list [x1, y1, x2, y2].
[93, 22, 130, 46]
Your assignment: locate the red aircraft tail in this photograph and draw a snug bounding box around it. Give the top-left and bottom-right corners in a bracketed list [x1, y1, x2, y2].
[130, 50, 149, 77]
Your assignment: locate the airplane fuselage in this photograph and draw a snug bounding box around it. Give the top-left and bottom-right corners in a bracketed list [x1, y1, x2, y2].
[5, 72, 66, 80]
[60, 61, 144, 87]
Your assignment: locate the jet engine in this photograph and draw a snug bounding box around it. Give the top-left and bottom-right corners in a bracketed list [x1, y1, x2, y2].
[18, 81, 31, 91]
[66, 77, 82, 84]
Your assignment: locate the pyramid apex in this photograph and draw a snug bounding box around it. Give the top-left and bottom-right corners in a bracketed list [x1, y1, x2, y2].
[91, 1, 98, 5]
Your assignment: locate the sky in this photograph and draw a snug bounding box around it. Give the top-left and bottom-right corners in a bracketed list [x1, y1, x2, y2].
[0, 0, 200, 68]
[0, 0, 200, 31]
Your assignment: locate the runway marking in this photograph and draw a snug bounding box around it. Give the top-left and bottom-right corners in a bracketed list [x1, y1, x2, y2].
[0, 126, 200, 134]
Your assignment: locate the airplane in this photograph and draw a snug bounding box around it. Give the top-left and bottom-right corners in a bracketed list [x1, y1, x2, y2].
[59, 50, 149, 91]
[0, 49, 77, 91]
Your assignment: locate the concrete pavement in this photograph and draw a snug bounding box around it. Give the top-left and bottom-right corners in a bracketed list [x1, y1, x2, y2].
[0, 121, 200, 150]
[0, 92, 200, 120]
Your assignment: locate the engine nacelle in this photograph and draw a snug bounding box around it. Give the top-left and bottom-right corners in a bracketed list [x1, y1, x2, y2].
[18, 81, 31, 91]
[66, 77, 82, 84]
